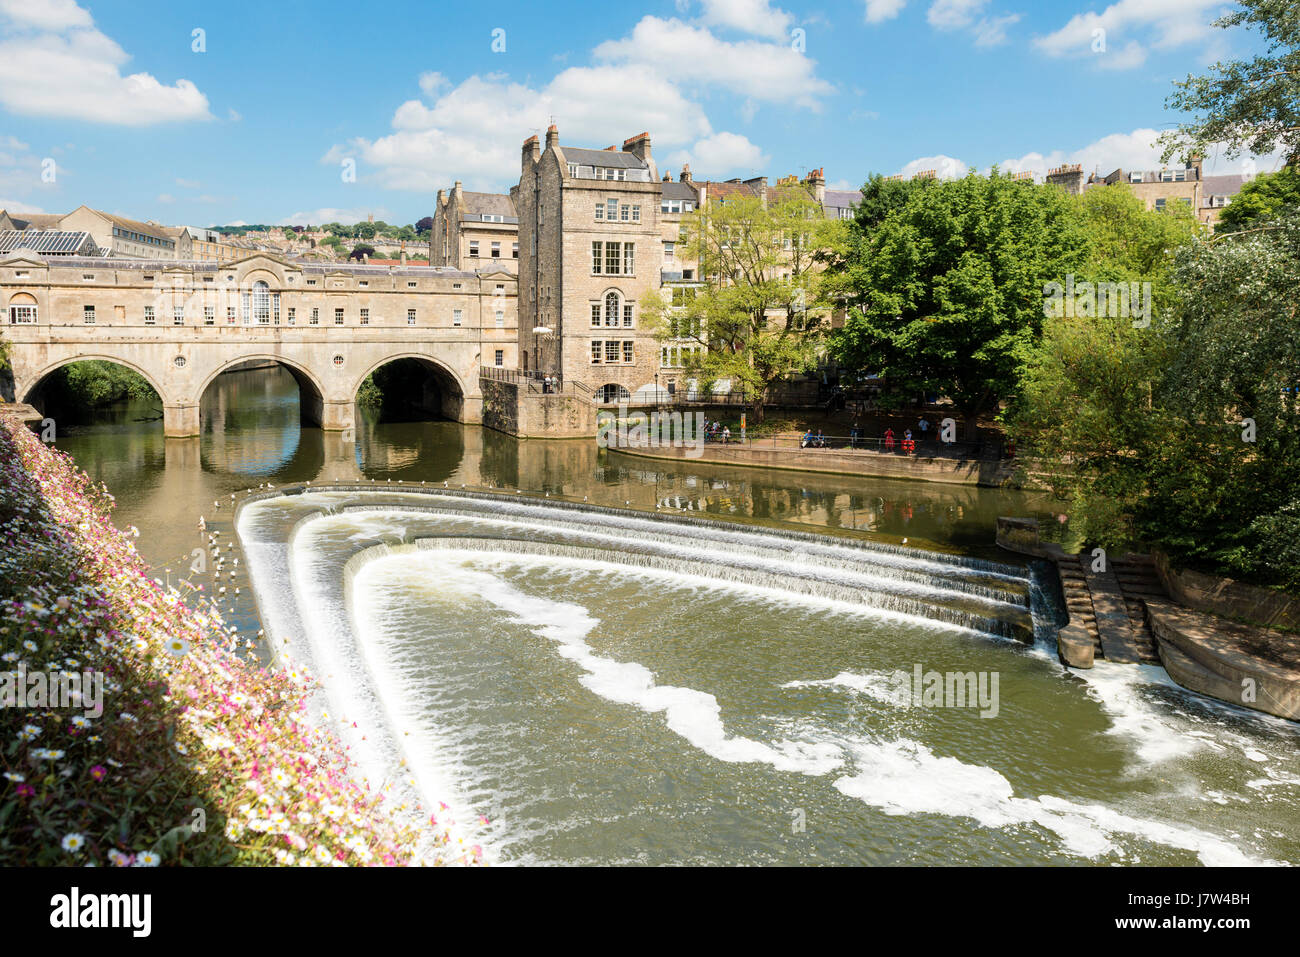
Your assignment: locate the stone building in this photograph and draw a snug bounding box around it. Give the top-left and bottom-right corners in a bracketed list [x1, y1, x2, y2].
[1058, 157, 1246, 228]
[431, 184, 519, 273]
[1, 250, 518, 435]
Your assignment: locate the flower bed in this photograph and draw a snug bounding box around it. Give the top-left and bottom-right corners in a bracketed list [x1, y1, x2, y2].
[0, 413, 479, 866]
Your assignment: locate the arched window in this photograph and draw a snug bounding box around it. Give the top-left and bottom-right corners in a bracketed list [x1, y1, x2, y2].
[252, 281, 271, 323]
[604, 291, 620, 327]
[7, 292, 37, 324]
[598, 383, 631, 404]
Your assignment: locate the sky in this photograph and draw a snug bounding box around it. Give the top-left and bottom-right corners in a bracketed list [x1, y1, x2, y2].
[0, 0, 1286, 228]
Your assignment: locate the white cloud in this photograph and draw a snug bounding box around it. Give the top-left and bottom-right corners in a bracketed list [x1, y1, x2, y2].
[698, 0, 794, 40]
[668, 132, 770, 176]
[593, 16, 832, 109]
[0, 0, 210, 124]
[928, 0, 984, 29]
[283, 207, 391, 226]
[928, 0, 1018, 47]
[0, 197, 43, 213]
[972, 14, 1019, 47]
[899, 154, 970, 179]
[327, 17, 831, 193]
[0, 0, 90, 31]
[1035, 0, 1223, 70]
[996, 128, 1290, 181]
[864, 0, 907, 23]
[0, 135, 57, 207]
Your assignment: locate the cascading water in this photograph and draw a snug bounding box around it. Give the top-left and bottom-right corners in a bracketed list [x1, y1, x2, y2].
[238, 487, 1300, 867]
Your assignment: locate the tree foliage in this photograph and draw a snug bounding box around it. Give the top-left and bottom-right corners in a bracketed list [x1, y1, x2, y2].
[644, 191, 847, 421]
[1217, 165, 1300, 231]
[1159, 0, 1300, 166]
[829, 171, 1089, 433]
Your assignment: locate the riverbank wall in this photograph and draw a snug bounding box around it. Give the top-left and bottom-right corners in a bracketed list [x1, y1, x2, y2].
[0, 412, 476, 866]
[608, 442, 1016, 487]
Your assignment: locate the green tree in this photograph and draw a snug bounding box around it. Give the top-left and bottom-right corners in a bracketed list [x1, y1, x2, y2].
[644, 191, 847, 422]
[830, 170, 1089, 436]
[1217, 165, 1300, 232]
[348, 243, 376, 261]
[1159, 0, 1300, 167]
[1006, 186, 1202, 545]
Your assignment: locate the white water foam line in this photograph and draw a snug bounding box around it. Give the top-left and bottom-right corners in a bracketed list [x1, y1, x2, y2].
[237, 498, 476, 865]
[331, 503, 1028, 615]
[357, 543, 1271, 866]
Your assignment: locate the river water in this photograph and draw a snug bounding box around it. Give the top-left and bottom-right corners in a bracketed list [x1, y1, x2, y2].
[47, 365, 1300, 865]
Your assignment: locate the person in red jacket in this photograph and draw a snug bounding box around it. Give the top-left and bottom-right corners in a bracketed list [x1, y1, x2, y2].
[883, 427, 895, 452]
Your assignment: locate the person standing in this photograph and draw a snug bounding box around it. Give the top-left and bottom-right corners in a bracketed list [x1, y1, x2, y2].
[918, 416, 929, 444]
[884, 427, 895, 453]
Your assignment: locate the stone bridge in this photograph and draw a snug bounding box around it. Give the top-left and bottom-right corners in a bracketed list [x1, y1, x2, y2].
[1, 252, 521, 436]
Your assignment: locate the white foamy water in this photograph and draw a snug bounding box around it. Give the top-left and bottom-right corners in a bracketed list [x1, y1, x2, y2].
[238, 490, 1300, 866]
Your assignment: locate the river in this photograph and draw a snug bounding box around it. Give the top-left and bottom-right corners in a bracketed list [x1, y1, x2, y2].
[46, 365, 1300, 866]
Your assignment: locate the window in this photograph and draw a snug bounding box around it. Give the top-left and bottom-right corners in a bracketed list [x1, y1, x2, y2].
[309, 308, 319, 325]
[494, 350, 504, 367]
[8, 305, 36, 324]
[607, 198, 618, 221]
[623, 243, 635, 275]
[631, 205, 640, 222]
[605, 340, 620, 363]
[287, 307, 295, 325]
[568, 163, 578, 177]
[453, 308, 463, 326]
[253, 281, 270, 323]
[623, 304, 633, 327]
[469, 241, 479, 257]
[595, 203, 605, 221]
[491, 241, 500, 258]
[14, 271, 29, 279]
[408, 281, 417, 288]
[174, 356, 186, 368]
[605, 242, 620, 275]
[512, 242, 519, 259]
[359, 308, 370, 326]
[227, 306, 237, 324]
[333, 355, 344, 367]
[495, 310, 505, 328]
[83, 305, 95, 324]
[272, 293, 281, 324]
[605, 291, 620, 327]
[144, 305, 155, 325]
[591, 304, 601, 327]
[495, 283, 505, 294]
[591, 341, 603, 364]
[204, 306, 214, 325]
[623, 341, 634, 364]
[664, 241, 675, 261]
[407, 308, 416, 326]
[334, 308, 344, 325]
[174, 305, 185, 325]
[592, 241, 603, 274]
[359, 280, 368, 288]
[1155, 198, 1166, 211]
[307, 279, 317, 286]
[82, 274, 95, 282]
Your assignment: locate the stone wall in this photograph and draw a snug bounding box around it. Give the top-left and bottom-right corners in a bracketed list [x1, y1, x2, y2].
[612, 443, 1015, 486]
[1153, 551, 1300, 631]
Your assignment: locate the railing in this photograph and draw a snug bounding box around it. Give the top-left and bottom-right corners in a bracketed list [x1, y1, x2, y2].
[480, 366, 592, 397]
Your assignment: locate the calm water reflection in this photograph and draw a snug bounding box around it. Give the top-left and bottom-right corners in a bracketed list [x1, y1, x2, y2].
[47, 366, 1063, 572]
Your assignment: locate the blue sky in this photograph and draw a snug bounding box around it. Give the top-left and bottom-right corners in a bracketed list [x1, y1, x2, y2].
[0, 0, 1282, 228]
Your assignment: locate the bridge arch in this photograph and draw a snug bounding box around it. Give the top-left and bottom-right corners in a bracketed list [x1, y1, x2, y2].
[21, 354, 171, 407]
[195, 353, 328, 429]
[353, 352, 467, 422]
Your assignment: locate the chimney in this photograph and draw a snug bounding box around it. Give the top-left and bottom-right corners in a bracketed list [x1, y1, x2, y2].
[437, 188, 447, 207]
[680, 163, 692, 183]
[804, 166, 825, 203]
[401, 249, 407, 265]
[1188, 153, 1203, 179]
[522, 134, 540, 168]
[545, 123, 559, 151]
[623, 131, 652, 163]
[663, 172, 671, 182]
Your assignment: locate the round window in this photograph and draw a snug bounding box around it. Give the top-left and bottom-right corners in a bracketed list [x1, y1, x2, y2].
[173, 356, 187, 368]
[333, 355, 345, 367]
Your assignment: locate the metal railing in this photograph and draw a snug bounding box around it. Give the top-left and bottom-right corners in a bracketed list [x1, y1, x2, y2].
[696, 431, 1003, 459]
